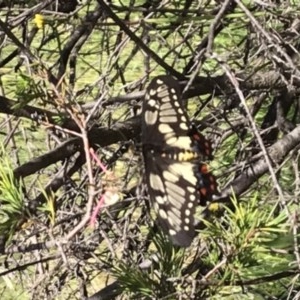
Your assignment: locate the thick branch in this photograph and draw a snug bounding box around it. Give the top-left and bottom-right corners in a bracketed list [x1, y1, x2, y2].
[219, 125, 300, 199]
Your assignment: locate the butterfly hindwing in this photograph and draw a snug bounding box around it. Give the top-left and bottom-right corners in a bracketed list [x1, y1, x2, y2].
[143, 151, 199, 247]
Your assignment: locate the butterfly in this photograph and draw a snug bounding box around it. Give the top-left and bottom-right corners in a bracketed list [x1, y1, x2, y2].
[141, 75, 217, 247]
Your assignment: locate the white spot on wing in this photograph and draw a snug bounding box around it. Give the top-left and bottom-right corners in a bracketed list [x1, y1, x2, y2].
[158, 123, 173, 133]
[157, 86, 170, 98]
[148, 99, 156, 107]
[160, 116, 178, 123]
[149, 89, 157, 96]
[161, 96, 171, 103]
[145, 110, 158, 125]
[168, 209, 182, 229]
[163, 170, 178, 182]
[159, 209, 168, 219]
[180, 122, 188, 130]
[165, 136, 178, 145]
[149, 173, 164, 191]
[160, 102, 173, 111]
[187, 186, 196, 193]
[166, 136, 193, 149]
[189, 195, 196, 202]
[169, 229, 176, 236]
[166, 181, 185, 197]
[167, 190, 185, 210]
[156, 195, 166, 204]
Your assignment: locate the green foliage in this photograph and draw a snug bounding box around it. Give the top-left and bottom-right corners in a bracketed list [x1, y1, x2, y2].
[0, 150, 26, 238]
[200, 195, 297, 298]
[112, 232, 186, 298]
[14, 72, 45, 108]
[37, 188, 56, 226]
[112, 195, 298, 298]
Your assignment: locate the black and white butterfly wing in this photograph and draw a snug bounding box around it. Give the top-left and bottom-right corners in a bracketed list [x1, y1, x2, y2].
[143, 154, 199, 247]
[141, 75, 200, 247]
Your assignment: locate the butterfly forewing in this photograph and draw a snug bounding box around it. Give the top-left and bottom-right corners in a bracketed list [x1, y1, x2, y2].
[142, 76, 192, 151]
